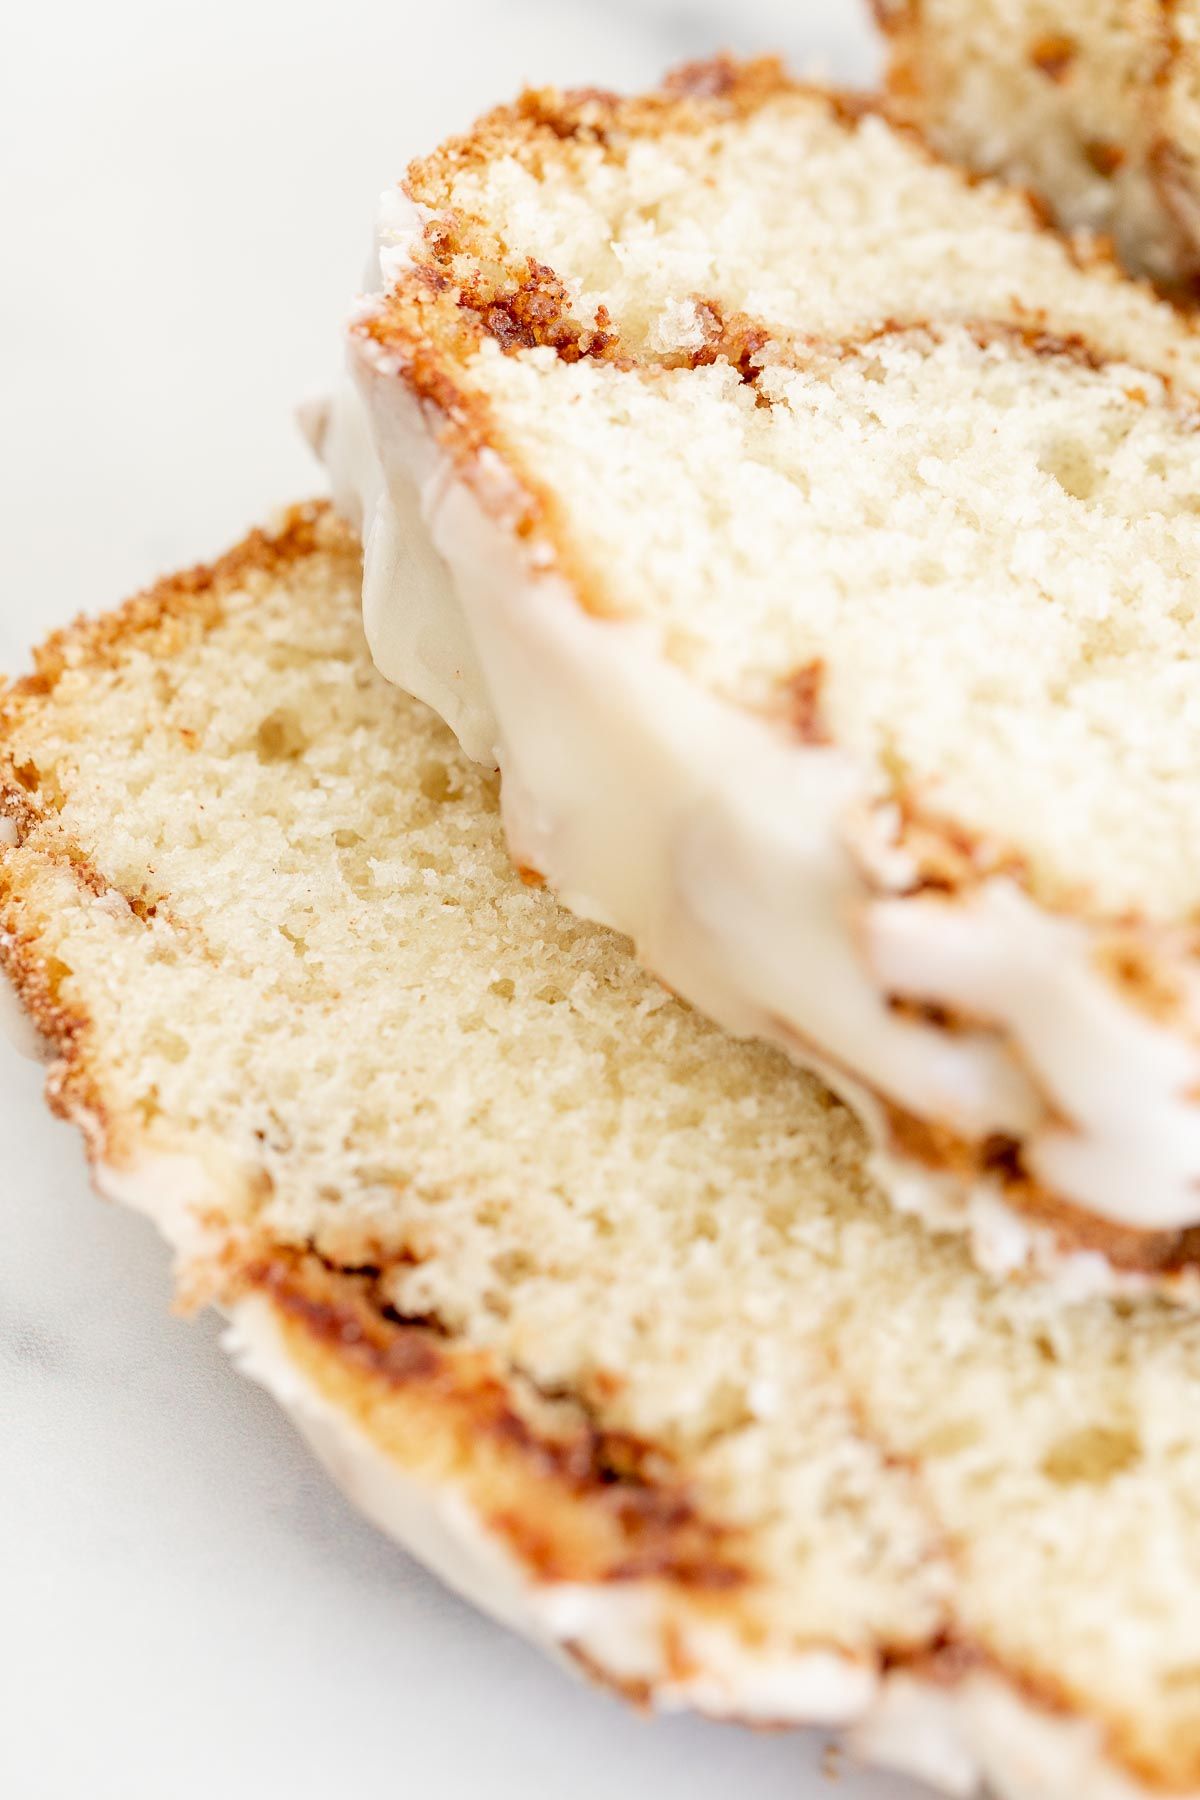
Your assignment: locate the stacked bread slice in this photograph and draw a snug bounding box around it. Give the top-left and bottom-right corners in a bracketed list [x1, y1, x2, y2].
[876, 0, 1200, 288]
[325, 57, 1200, 1293]
[11, 37, 1200, 1800]
[10, 505, 1200, 1800]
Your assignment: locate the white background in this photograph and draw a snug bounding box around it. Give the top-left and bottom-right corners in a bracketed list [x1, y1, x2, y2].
[0, 5, 929, 1797]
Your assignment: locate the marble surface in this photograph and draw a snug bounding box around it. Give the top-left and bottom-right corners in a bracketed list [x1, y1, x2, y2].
[1, 4, 932, 1796]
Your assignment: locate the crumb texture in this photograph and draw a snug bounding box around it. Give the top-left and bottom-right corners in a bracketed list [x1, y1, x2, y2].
[7, 508, 1200, 1786]
[373, 72, 1200, 921]
[879, 0, 1200, 286]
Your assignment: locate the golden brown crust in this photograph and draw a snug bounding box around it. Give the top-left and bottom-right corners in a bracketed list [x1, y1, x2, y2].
[385, 58, 1095, 356]
[0, 867, 105, 1139]
[404, 56, 797, 211]
[0, 502, 350, 720]
[378, 59, 1100, 381]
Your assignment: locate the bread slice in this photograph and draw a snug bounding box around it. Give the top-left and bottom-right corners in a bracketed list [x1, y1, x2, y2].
[10, 501, 1200, 1799]
[875, 0, 1200, 287]
[324, 55, 1200, 1290]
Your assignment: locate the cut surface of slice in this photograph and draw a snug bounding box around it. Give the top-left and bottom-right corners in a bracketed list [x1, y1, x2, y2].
[11, 504, 1200, 1797]
[327, 57, 1200, 1279]
[876, 0, 1200, 288]
[457, 324, 1200, 921]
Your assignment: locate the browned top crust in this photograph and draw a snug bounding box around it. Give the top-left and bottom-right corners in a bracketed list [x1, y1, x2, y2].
[396, 51, 1130, 288]
[1, 502, 343, 719]
[405, 56, 803, 204]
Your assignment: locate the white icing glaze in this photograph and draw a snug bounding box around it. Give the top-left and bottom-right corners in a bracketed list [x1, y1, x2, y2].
[359, 381, 496, 765]
[320, 235, 1200, 1248]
